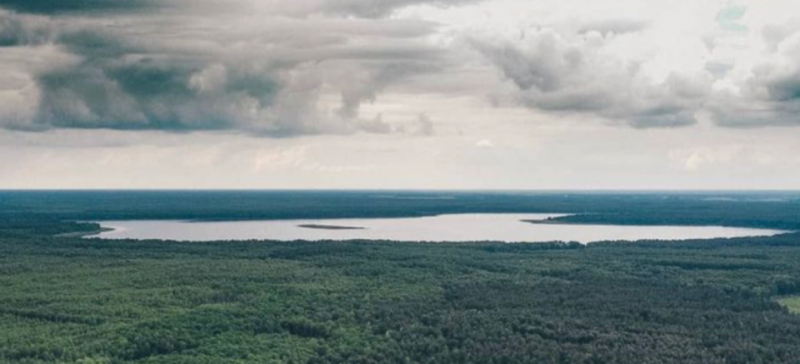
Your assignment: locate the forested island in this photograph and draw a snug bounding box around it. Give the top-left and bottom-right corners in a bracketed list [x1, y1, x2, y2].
[2, 191, 800, 363]
[297, 224, 366, 230]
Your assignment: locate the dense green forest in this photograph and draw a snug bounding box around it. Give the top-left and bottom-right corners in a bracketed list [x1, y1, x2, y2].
[2, 212, 800, 363]
[2, 191, 800, 363]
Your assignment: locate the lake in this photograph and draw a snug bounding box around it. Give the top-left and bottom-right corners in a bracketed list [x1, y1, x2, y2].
[93, 213, 786, 243]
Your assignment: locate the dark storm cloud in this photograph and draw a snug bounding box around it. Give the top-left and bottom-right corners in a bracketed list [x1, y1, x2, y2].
[0, 0, 157, 15]
[0, 13, 287, 133]
[30, 39, 281, 132]
[57, 30, 135, 58]
[35, 59, 221, 131]
[766, 72, 800, 102]
[0, 12, 54, 46]
[0, 0, 461, 135]
[0, 0, 478, 18]
[3, 22, 242, 132]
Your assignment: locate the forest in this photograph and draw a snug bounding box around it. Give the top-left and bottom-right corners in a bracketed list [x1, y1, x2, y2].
[2, 190, 800, 230]
[2, 191, 800, 363]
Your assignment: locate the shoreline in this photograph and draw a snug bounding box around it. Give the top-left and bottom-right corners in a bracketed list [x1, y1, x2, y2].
[56, 227, 115, 238]
[297, 224, 366, 230]
[520, 218, 569, 225]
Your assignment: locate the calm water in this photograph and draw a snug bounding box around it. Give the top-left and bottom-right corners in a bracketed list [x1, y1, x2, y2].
[93, 214, 786, 243]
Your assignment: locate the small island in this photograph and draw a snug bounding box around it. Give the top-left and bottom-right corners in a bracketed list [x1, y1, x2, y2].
[297, 224, 366, 230]
[520, 217, 566, 225]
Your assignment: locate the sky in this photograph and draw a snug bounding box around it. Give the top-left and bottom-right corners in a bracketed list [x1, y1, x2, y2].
[1, 0, 799, 190]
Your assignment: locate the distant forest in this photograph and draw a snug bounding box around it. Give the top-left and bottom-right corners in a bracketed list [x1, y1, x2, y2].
[2, 190, 800, 229]
[2, 191, 800, 363]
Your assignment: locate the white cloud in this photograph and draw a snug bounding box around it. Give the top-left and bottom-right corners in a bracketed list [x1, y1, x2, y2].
[468, 27, 711, 127]
[2, 0, 800, 134]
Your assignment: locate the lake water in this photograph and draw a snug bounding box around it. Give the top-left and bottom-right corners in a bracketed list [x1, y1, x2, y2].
[93, 214, 786, 243]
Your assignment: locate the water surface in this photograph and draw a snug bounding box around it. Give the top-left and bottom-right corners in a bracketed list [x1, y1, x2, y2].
[94, 214, 786, 243]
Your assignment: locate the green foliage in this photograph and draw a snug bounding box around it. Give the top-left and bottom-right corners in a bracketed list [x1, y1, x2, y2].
[2, 228, 800, 363]
[2, 191, 800, 363]
[1, 190, 800, 229]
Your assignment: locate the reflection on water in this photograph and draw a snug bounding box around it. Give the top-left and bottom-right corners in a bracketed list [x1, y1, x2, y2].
[93, 214, 786, 243]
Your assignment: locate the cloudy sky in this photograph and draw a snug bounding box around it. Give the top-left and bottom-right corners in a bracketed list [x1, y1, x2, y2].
[1, 0, 799, 189]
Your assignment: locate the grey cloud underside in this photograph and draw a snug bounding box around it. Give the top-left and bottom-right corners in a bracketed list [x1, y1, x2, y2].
[710, 41, 800, 127]
[0, 0, 458, 136]
[0, 0, 478, 18]
[0, 12, 54, 46]
[35, 58, 279, 132]
[2, 0, 799, 134]
[470, 30, 707, 128]
[0, 0, 157, 15]
[767, 73, 800, 102]
[711, 81, 800, 127]
[24, 29, 279, 132]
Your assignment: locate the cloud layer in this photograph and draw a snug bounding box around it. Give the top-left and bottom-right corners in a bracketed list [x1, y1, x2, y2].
[709, 26, 800, 127]
[0, 0, 156, 15]
[469, 28, 709, 127]
[0, 0, 466, 135]
[1, 0, 800, 136]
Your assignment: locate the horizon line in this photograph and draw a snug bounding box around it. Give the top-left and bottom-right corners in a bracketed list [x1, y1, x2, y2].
[1, 188, 800, 193]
